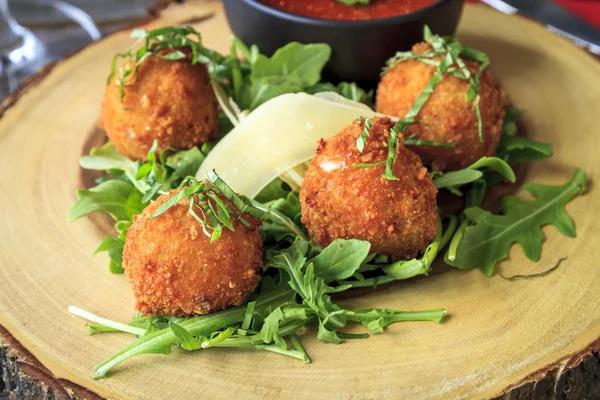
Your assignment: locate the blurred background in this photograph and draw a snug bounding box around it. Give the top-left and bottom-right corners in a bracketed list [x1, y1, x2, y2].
[0, 0, 157, 99]
[1, 0, 599, 101]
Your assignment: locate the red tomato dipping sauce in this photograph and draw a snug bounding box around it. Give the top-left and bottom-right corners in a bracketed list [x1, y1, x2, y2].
[259, 0, 438, 20]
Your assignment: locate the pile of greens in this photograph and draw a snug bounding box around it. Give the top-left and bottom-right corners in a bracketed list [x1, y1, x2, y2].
[69, 27, 588, 378]
[70, 145, 450, 379]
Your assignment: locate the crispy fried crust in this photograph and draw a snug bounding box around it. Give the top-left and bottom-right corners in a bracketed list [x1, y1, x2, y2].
[376, 42, 506, 171]
[300, 117, 438, 261]
[123, 189, 263, 317]
[100, 49, 219, 161]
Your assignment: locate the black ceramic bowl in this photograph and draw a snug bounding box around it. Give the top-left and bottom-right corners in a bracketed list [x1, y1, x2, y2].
[223, 0, 464, 88]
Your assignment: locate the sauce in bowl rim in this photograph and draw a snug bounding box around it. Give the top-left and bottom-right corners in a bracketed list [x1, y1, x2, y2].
[258, 0, 439, 21]
[243, 0, 447, 26]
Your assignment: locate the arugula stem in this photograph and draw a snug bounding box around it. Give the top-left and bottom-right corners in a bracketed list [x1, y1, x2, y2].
[69, 306, 146, 337]
[348, 309, 446, 324]
[216, 321, 311, 363]
[92, 288, 295, 379]
[446, 222, 467, 262]
[216, 320, 310, 347]
[252, 201, 309, 241]
[254, 345, 309, 362]
[339, 275, 396, 289]
[498, 257, 566, 281]
[289, 332, 311, 363]
[440, 214, 458, 250]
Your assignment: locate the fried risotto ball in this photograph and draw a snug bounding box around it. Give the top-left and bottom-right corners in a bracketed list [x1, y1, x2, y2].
[300, 117, 438, 261]
[376, 42, 506, 171]
[123, 188, 263, 317]
[101, 49, 219, 161]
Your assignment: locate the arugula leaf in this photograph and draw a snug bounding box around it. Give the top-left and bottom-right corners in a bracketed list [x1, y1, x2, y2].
[170, 322, 203, 351]
[382, 217, 454, 280]
[238, 43, 331, 111]
[347, 309, 446, 335]
[260, 305, 309, 344]
[266, 242, 352, 342]
[79, 142, 146, 192]
[93, 236, 124, 254]
[249, 194, 308, 242]
[445, 179, 487, 264]
[498, 135, 553, 165]
[433, 156, 515, 191]
[254, 178, 292, 204]
[266, 192, 302, 221]
[312, 239, 371, 282]
[338, 216, 458, 289]
[496, 108, 553, 165]
[93, 236, 127, 274]
[69, 180, 146, 222]
[166, 146, 206, 180]
[308, 82, 373, 107]
[433, 157, 517, 195]
[253, 43, 330, 87]
[91, 279, 296, 379]
[433, 169, 483, 190]
[449, 168, 587, 275]
[501, 108, 525, 136]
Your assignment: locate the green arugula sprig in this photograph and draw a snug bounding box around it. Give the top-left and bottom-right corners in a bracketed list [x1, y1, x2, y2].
[433, 156, 516, 196]
[69, 141, 206, 273]
[70, 174, 449, 378]
[447, 168, 587, 275]
[441, 107, 566, 275]
[211, 37, 373, 121]
[308, 82, 374, 108]
[337, 216, 457, 289]
[70, 235, 446, 379]
[496, 108, 553, 165]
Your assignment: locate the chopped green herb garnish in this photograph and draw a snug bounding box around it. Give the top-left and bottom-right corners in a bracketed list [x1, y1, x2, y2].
[107, 27, 213, 106]
[362, 26, 491, 179]
[353, 117, 454, 176]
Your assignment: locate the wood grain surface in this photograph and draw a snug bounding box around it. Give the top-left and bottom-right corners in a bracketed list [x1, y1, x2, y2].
[1, 1, 600, 399]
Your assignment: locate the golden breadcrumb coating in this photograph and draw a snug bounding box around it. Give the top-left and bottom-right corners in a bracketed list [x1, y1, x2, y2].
[123, 188, 263, 317]
[300, 117, 438, 261]
[100, 49, 219, 161]
[376, 42, 506, 171]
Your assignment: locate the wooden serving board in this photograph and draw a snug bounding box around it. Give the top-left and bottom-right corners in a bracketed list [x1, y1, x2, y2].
[1, 1, 600, 399]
